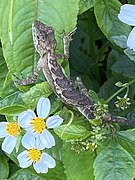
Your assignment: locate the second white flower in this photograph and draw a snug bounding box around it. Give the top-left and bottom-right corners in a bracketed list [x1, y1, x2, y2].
[18, 97, 63, 148]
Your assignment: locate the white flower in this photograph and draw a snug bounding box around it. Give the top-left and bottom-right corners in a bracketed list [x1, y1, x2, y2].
[17, 133, 56, 173]
[0, 121, 21, 154]
[18, 97, 63, 148]
[118, 4, 135, 51]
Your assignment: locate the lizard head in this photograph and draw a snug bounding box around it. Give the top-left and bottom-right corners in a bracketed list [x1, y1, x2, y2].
[32, 20, 56, 56]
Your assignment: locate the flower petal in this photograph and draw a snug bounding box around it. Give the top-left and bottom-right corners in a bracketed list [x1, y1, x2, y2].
[25, 125, 39, 138]
[26, 125, 36, 135]
[40, 129, 55, 148]
[33, 161, 48, 173]
[25, 125, 40, 138]
[35, 136, 46, 150]
[118, 4, 135, 26]
[0, 122, 8, 138]
[18, 110, 36, 128]
[42, 153, 56, 168]
[37, 97, 50, 118]
[2, 135, 16, 154]
[22, 132, 36, 149]
[46, 115, 63, 128]
[17, 150, 33, 168]
[127, 27, 135, 51]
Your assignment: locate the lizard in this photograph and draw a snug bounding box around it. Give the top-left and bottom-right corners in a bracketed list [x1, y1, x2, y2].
[16, 20, 135, 125]
[18, 20, 95, 120]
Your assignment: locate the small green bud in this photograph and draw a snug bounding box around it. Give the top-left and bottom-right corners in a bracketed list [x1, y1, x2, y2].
[71, 141, 86, 153]
[94, 101, 108, 118]
[86, 142, 97, 151]
[115, 95, 131, 110]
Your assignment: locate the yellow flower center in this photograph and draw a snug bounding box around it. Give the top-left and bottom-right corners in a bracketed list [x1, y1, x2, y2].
[32, 117, 46, 133]
[6, 122, 21, 137]
[28, 148, 41, 162]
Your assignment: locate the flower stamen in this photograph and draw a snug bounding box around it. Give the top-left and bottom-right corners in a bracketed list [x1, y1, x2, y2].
[32, 117, 46, 133]
[6, 122, 21, 137]
[28, 148, 41, 162]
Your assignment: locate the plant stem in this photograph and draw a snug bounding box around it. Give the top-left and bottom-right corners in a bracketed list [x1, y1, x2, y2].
[61, 110, 74, 137]
[106, 79, 135, 104]
[88, 10, 100, 83]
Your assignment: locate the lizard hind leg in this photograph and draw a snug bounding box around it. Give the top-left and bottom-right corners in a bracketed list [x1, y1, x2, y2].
[75, 77, 89, 96]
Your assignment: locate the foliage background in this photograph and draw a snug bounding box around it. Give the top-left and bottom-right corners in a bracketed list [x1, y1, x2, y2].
[0, 0, 135, 179]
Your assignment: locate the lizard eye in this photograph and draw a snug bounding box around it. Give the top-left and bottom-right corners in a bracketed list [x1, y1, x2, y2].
[37, 35, 39, 39]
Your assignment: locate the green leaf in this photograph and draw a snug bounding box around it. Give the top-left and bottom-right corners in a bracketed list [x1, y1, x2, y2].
[115, 81, 124, 88]
[54, 124, 91, 140]
[111, 35, 127, 49]
[126, 108, 135, 121]
[0, 48, 8, 94]
[63, 143, 95, 180]
[94, 0, 131, 45]
[22, 81, 53, 107]
[60, 59, 70, 78]
[38, 0, 80, 34]
[0, 92, 27, 115]
[9, 161, 20, 177]
[117, 129, 135, 160]
[106, 50, 118, 78]
[94, 141, 135, 180]
[1, 72, 19, 98]
[0, 71, 27, 115]
[88, 89, 99, 103]
[8, 169, 44, 180]
[124, 48, 135, 62]
[55, 106, 71, 122]
[49, 95, 63, 114]
[0, 105, 27, 116]
[79, 0, 96, 15]
[72, 115, 90, 127]
[128, 0, 135, 5]
[1, 0, 36, 74]
[98, 76, 132, 101]
[111, 53, 135, 78]
[0, 152, 9, 179]
[70, 16, 92, 74]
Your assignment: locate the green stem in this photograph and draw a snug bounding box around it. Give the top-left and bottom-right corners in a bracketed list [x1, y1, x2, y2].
[8, 0, 14, 44]
[125, 86, 129, 97]
[88, 10, 100, 83]
[106, 79, 135, 104]
[61, 110, 74, 137]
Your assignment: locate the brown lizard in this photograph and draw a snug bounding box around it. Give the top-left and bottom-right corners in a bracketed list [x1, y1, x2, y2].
[17, 20, 135, 125]
[18, 20, 95, 120]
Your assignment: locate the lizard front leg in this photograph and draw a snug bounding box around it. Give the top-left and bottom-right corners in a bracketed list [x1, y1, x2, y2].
[57, 27, 77, 59]
[14, 58, 42, 85]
